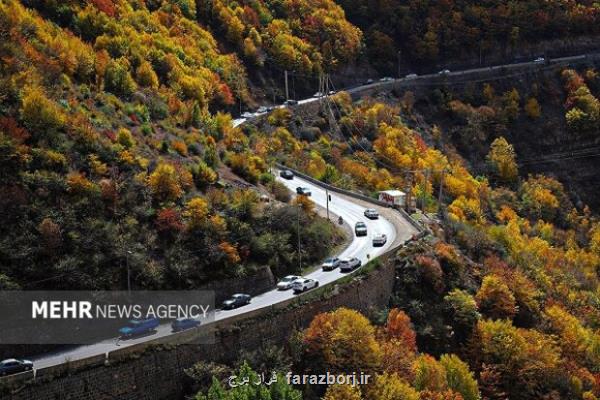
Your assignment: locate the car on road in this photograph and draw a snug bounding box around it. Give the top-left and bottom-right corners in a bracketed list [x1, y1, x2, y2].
[372, 233, 387, 247]
[405, 73, 418, 79]
[364, 209, 379, 219]
[534, 57, 545, 64]
[365, 79, 374, 85]
[280, 170, 294, 180]
[380, 77, 394, 82]
[171, 318, 200, 332]
[283, 99, 298, 106]
[256, 106, 268, 114]
[241, 111, 254, 118]
[0, 359, 33, 376]
[438, 69, 451, 75]
[321, 257, 341, 271]
[328, 90, 337, 95]
[296, 187, 312, 196]
[118, 318, 160, 338]
[277, 275, 301, 290]
[340, 257, 361, 272]
[355, 221, 368, 236]
[292, 278, 319, 294]
[313, 91, 324, 98]
[222, 293, 251, 310]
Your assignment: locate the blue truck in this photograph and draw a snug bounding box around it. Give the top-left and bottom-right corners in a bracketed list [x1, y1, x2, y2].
[118, 318, 159, 338]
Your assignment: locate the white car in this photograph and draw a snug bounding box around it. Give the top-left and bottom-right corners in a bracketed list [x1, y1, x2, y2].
[256, 106, 268, 114]
[405, 73, 418, 79]
[241, 111, 254, 118]
[277, 275, 301, 290]
[372, 233, 387, 247]
[313, 92, 324, 98]
[438, 69, 451, 75]
[534, 57, 545, 64]
[380, 77, 394, 82]
[328, 90, 336, 95]
[292, 278, 319, 294]
[364, 209, 379, 219]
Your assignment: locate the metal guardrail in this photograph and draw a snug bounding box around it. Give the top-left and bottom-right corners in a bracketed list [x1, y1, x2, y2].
[275, 163, 426, 234]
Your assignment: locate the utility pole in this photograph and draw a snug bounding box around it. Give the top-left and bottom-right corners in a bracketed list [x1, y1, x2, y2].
[284, 70, 289, 101]
[404, 171, 413, 213]
[326, 189, 330, 220]
[297, 200, 302, 270]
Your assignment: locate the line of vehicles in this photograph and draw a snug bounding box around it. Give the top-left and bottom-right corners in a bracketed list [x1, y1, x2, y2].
[239, 56, 551, 121]
[0, 170, 389, 378]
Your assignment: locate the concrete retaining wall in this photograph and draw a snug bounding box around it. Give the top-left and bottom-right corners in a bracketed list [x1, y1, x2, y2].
[3, 253, 399, 400]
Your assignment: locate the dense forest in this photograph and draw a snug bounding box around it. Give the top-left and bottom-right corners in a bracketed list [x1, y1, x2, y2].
[0, 0, 345, 290]
[335, 0, 600, 72]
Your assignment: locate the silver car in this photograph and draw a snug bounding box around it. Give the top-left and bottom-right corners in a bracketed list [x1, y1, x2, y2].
[364, 209, 379, 219]
[372, 233, 387, 247]
[322, 257, 341, 271]
[277, 275, 301, 290]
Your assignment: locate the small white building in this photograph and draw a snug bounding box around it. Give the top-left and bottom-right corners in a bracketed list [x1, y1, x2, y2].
[378, 190, 406, 207]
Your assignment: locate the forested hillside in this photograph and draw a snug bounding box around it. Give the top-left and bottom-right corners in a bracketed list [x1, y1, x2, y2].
[336, 0, 600, 72]
[235, 90, 600, 399]
[0, 0, 346, 290]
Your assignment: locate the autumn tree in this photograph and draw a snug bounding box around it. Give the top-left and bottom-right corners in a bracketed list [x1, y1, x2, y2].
[524, 98, 541, 119]
[20, 86, 66, 143]
[323, 384, 362, 400]
[440, 354, 480, 400]
[148, 163, 184, 202]
[444, 289, 480, 340]
[367, 373, 419, 400]
[136, 61, 159, 89]
[384, 309, 417, 352]
[413, 354, 448, 392]
[185, 197, 210, 230]
[486, 137, 518, 185]
[303, 308, 381, 374]
[475, 275, 517, 320]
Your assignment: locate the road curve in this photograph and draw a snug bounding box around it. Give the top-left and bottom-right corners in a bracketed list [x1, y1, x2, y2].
[21, 50, 596, 374]
[28, 172, 415, 370]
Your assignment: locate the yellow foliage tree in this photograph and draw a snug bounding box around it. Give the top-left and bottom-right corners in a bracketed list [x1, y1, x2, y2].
[148, 163, 183, 202]
[486, 137, 518, 184]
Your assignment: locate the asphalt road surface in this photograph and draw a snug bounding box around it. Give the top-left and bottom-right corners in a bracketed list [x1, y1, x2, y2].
[29, 172, 408, 370]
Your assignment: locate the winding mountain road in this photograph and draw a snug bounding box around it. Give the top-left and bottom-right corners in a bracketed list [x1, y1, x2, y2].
[20, 49, 594, 374]
[28, 171, 416, 371]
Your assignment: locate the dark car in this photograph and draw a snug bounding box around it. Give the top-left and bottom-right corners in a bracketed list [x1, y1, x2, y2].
[222, 294, 251, 310]
[280, 170, 294, 180]
[0, 359, 33, 376]
[171, 318, 201, 332]
[340, 257, 362, 272]
[118, 318, 160, 338]
[284, 99, 298, 106]
[355, 221, 368, 236]
[296, 187, 312, 196]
